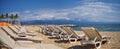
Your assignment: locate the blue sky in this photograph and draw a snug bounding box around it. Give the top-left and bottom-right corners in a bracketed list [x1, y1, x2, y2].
[0, 0, 120, 23]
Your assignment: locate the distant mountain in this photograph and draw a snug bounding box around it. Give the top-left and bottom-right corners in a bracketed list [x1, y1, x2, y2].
[21, 20, 120, 25]
[21, 20, 77, 25]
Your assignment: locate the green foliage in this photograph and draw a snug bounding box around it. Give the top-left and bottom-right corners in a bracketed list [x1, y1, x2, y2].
[0, 13, 20, 25]
[9, 14, 14, 19]
[0, 13, 19, 19]
[5, 13, 9, 18]
[0, 13, 19, 23]
[9, 14, 19, 19]
[14, 14, 19, 19]
[0, 14, 4, 19]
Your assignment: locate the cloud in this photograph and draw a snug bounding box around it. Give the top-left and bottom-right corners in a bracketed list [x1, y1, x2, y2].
[11, 1, 120, 22]
[24, 10, 31, 14]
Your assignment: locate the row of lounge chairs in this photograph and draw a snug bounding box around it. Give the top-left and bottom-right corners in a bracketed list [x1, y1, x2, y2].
[0, 25, 111, 49]
[2, 26, 43, 42]
[0, 25, 63, 49]
[40, 25, 110, 49]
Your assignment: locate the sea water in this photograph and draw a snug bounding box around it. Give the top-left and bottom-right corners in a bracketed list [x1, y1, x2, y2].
[72, 24, 120, 31]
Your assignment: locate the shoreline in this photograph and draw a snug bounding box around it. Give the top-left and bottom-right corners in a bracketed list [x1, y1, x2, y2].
[75, 30, 120, 33]
[23, 25, 120, 32]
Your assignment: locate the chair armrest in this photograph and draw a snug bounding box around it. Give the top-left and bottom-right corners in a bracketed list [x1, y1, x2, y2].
[59, 34, 70, 38]
[93, 37, 97, 42]
[102, 35, 111, 44]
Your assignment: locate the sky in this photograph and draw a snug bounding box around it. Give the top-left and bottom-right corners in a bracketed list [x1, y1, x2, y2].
[0, 0, 120, 23]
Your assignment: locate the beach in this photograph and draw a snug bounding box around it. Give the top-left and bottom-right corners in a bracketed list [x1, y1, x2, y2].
[23, 25, 120, 49]
[1, 0, 120, 49]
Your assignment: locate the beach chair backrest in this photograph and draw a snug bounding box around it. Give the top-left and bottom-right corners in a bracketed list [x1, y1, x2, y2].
[40, 26, 47, 31]
[14, 25, 27, 34]
[69, 27, 80, 38]
[63, 27, 71, 35]
[81, 27, 102, 41]
[57, 26, 68, 34]
[47, 26, 56, 32]
[39, 26, 43, 32]
[52, 26, 61, 33]
[14, 25, 21, 30]
[1, 26, 18, 37]
[8, 26, 19, 34]
[0, 27, 15, 49]
[55, 26, 64, 33]
[42, 26, 48, 29]
[63, 27, 78, 38]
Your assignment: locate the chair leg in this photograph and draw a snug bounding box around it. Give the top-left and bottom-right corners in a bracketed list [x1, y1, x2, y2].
[107, 37, 111, 44]
[95, 42, 102, 49]
[69, 38, 77, 43]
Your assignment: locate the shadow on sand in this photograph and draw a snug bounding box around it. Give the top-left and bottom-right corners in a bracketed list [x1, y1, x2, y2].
[48, 37, 60, 39]
[68, 45, 95, 49]
[54, 40, 69, 43]
[48, 37, 69, 43]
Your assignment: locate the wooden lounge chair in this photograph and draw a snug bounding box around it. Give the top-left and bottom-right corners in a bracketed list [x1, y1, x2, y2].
[43, 26, 60, 36]
[49, 26, 63, 37]
[81, 27, 110, 49]
[9, 26, 37, 36]
[62, 27, 85, 43]
[53, 26, 68, 38]
[39, 26, 43, 33]
[15, 25, 35, 33]
[39, 26, 50, 35]
[48, 26, 59, 35]
[1, 26, 43, 42]
[0, 27, 63, 49]
[14, 25, 22, 30]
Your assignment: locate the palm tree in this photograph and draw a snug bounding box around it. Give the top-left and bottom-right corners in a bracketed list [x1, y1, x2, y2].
[14, 14, 19, 25]
[0, 13, 19, 24]
[5, 13, 10, 23]
[0, 14, 4, 18]
[0, 14, 4, 22]
[14, 14, 19, 19]
[9, 14, 14, 24]
[9, 14, 19, 24]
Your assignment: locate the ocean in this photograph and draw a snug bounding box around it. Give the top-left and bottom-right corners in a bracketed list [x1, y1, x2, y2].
[20, 20, 120, 32]
[72, 24, 120, 32]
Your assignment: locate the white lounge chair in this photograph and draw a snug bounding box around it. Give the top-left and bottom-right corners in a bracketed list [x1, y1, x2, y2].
[1, 26, 43, 42]
[14, 25, 34, 33]
[81, 27, 110, 49]
[9, 26, 37, 36]
[62, 27, 85, 43]
[0, 27, 63, 49]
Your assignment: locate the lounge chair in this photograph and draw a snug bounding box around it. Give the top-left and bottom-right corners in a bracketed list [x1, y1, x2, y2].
[14, 25, 22, 30]
[0, 27, 63, 49]
[39, 26, 52, 35]
[53, 26, 68, 38]
[40, 26, 49, 35]
[48, 26, 63, 37]
[39, 26, 43, 33]
[46, 26, 54, 35]
[81, 27, 110, 49]
[14, 25, 35, 33]
[9, 26, 37, 36]
[62, 27, 85, 43]
[1, 26, 43, 42]
[43, 26, 59, 36]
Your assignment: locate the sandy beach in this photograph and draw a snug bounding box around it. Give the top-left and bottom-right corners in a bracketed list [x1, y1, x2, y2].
[1, 0, 120, 49]
[22, 25, 120, 49]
